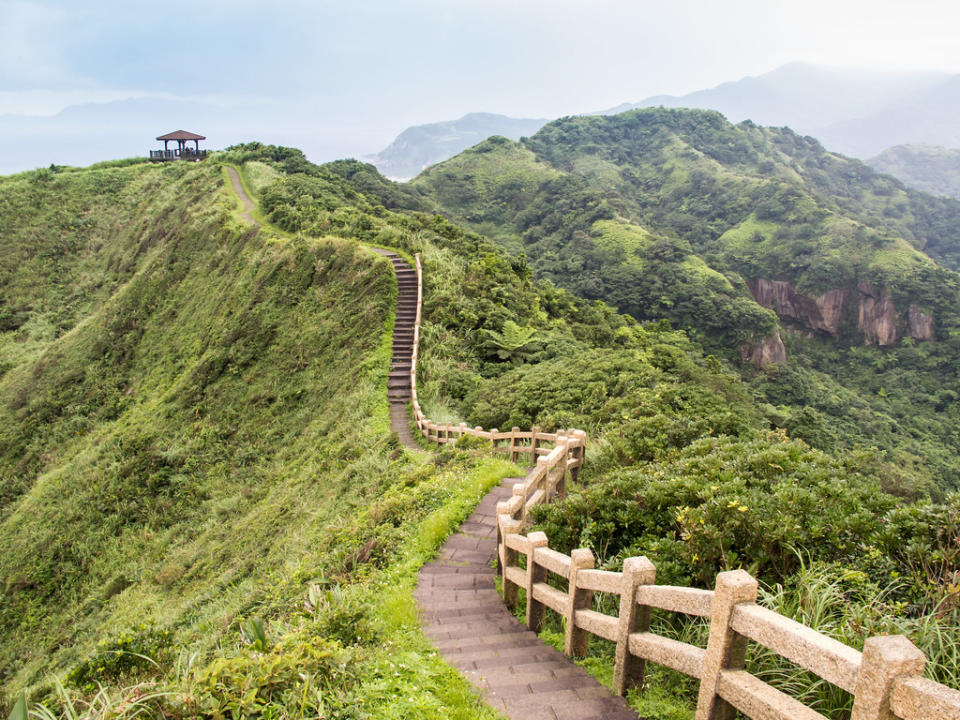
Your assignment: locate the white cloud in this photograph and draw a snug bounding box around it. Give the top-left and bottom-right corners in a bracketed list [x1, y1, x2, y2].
[0, 1, 79, 89]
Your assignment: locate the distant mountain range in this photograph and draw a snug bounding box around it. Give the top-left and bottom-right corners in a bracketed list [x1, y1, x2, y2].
[363, 113, 548, 180]
[368, 63, 960, 180]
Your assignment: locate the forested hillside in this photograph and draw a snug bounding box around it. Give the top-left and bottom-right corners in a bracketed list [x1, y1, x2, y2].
[413, 108, 960, 493]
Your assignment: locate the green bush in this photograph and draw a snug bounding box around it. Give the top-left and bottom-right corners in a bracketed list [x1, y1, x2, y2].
[66, 625, 173, 692]
[186, 628, 357, 719]
[532, 432, 895, 586]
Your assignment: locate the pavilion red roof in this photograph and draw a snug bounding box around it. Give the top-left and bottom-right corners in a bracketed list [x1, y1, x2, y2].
[156, 130, 206, 141]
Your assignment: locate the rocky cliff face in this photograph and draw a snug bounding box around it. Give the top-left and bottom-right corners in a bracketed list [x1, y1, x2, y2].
[908, 305, 934, 340]
[742, 330, 788, 368]
[747, 278, 934, 347]
[857, 283, 898, 345]
[748, 280, 847, 337]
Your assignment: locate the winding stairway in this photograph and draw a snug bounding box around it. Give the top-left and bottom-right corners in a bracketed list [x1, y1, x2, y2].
[371, 249, 419, 449]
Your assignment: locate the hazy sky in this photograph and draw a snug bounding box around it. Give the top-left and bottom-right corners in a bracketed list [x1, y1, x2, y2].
[2, 0, 960, 165]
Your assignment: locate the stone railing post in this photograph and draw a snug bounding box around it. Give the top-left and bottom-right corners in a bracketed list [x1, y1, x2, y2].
[490, 428, 499, 451]
[851, 635, 927, 720]
[509, 426, 520, 463]
[613, 556, 657, 695]
[498, 514, 523, 608]
[513, 481, 528, 525]
[565, 548, 595, 657]
[458, 422, 467, 443]
[555, 435, 570, 498]
[570, 429, 587, 484]
[530, 425, 541, 462]
[525, 531, 549, 633]
[696, 569, 758, 720]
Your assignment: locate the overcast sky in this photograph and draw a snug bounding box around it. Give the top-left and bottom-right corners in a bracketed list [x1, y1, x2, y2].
[2, 0, 959, 167]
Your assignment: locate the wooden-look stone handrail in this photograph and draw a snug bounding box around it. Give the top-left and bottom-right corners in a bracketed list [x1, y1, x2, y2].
[408, 253, 960, 720]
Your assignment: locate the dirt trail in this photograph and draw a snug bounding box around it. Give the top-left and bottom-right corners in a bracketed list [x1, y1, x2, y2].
[226, 166, 258, 225]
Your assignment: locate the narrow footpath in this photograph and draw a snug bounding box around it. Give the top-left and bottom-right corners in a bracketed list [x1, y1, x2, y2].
[225, 166, 258, 225]
[375, 251, 640, 720]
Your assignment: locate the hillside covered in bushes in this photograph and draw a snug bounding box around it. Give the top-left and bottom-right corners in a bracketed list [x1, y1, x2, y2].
[413, 108, 960, 494]
[1, 135, 958, 719]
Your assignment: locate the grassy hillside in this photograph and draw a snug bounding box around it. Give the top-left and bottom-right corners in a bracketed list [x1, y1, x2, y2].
[0, 157, 522, 719]
[414, 135, 778, 350]
[0, 158, 396, 679]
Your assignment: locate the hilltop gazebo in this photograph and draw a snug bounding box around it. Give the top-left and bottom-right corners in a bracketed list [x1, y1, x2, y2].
[150, 130, 208, 161]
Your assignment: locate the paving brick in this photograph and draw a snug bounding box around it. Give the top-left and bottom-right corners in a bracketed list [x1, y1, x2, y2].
[549, 697, 634, 720]
[509, 659, 579, 675]
[576, 712, 638, 720]
[507, 689, 581, 708]
[471, 651, 558, 668]
[528, 675, 598, 693]
[430, 632, 541, 652]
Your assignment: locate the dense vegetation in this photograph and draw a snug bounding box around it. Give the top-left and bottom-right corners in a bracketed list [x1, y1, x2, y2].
[2, 130, 959, 720]
[413, 109, 960, 493]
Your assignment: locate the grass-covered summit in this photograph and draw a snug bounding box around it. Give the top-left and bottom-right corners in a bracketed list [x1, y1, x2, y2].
[415, 107, 960, 346]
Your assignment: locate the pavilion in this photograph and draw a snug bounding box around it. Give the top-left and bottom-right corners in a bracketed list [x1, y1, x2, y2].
[150, 130, 208, 161]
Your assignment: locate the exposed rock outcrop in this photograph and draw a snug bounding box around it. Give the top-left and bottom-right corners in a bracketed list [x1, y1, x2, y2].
[908, 305, 934, 341]
[748, 278, 934, 347]
[741, 331, 787, 368]
[748, 279, 847, 338]
[857, 283, 898, 346]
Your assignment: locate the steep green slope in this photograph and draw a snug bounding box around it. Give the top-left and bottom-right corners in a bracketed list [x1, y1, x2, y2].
[0, 159, 393, 683]
[417, 110, 960, 336]
[414, 135, 777, 351]
[0, 160, 195, 376]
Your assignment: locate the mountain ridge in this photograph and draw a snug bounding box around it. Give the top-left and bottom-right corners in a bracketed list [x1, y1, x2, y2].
[367, 63, 959, 178]
[867, 143, 960, 198]
[365, 111, 548, 180]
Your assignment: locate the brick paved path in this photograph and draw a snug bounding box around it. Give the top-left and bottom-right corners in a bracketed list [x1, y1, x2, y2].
[415, 477, 640, 720]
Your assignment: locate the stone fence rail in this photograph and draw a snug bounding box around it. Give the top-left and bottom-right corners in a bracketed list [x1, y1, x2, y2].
[406, 252, 960, 720]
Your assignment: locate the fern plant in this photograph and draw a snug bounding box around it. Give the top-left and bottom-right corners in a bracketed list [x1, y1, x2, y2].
[481, 321, 539, 364]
